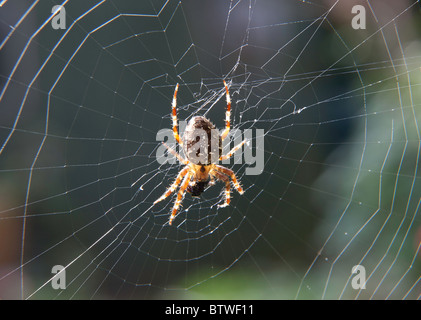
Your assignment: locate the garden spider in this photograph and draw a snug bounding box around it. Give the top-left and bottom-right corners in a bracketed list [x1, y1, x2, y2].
[154, 81, 246, 225]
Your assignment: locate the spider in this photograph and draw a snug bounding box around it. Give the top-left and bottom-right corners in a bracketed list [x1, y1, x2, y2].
[154, 81, 246, 225]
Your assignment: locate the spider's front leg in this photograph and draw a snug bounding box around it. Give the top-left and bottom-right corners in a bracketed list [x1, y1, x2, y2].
[169, 171, 193, 225]
[154, 166, 189, 205]
[214, 165, 244, 195]
[212, 170, 231, 208]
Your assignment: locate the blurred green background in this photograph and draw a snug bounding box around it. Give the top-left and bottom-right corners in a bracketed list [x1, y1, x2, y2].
[0, 0, 420, 299]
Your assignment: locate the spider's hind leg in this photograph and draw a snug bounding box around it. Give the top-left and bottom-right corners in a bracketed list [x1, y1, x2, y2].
[171, 83, 182, 145]
[220, 139, 247, 161]
[221, 80, 231, 141]
[162, 142, 188, 165]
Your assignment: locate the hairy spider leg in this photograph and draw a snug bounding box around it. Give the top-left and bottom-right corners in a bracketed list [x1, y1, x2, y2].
[209, 175, 215, 186]
[154, 166, 189, 205]
[162, 142, 188, 165]
[221, 80, 231, 141]
[169, 171, 193, 225]
[172, 83, 182, 145]
[212, 170, 231, 207]
[214, 164, 244, 194]
[220, 139, 247, 161]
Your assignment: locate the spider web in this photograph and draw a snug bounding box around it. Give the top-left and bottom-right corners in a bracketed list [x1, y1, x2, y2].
[0, 0, 420, 300]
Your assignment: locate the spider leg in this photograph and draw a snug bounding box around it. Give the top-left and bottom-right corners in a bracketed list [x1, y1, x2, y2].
[171, 83, 182, 145]
[208, 175, 215, 187]
[221, 80, 231, 141]
[154, 166, 189, 205]
[212, 170, 231, 208]
[220, 139, 247, 161]
[162, 142, 188, 165]
[169, 171, 193, 225]
[214, 165, 244, 194]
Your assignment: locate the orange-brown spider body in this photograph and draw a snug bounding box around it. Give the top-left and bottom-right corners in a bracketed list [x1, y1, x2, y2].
[182, 116, 222, 166]
[154, 81, 246, 225]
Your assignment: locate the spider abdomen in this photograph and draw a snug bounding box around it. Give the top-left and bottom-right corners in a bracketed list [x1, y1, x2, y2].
[183, 116, 222, 165]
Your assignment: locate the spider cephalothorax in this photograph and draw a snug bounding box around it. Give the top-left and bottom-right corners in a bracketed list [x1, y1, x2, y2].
[187, 180, 209, 197]
[154, 81, 246, 225]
